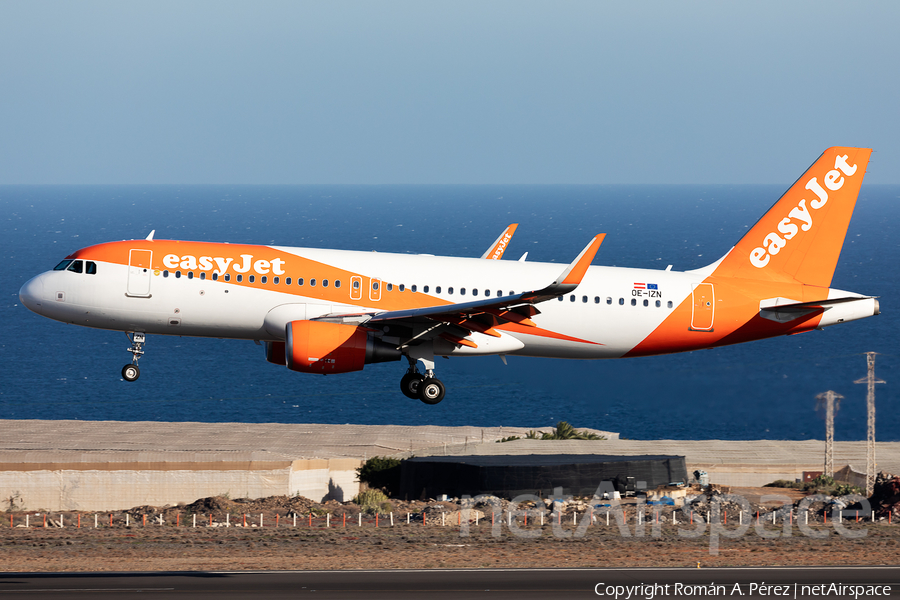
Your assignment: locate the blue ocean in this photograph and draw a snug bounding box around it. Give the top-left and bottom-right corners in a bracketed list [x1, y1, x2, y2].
[2, 185, 897, 441]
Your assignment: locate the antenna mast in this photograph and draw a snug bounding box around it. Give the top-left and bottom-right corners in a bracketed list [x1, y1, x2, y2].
[815, 391, 842, 477]
[854, 352, 885, 496]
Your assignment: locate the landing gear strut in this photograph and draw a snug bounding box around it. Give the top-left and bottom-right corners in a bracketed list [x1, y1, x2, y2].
[400, 355, 445, 405]
[122, 332, 145, 382]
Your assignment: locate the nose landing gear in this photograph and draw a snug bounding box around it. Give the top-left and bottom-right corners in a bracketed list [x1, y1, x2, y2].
[122, 332, 145, 382]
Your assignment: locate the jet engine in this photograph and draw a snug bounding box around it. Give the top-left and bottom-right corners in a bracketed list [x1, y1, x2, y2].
[282, 320, 400, 374]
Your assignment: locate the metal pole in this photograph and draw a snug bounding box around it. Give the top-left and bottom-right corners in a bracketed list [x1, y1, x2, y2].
[855, 352, 885, 496]
[816, 390, 843, 477]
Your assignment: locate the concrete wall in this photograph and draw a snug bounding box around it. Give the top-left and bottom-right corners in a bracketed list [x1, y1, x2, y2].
[0, 459, 362, 512]
[694, 465, 814, 487]
[289, 458, 361, 503]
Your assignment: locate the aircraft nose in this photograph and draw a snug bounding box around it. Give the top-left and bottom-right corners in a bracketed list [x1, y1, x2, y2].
[19, 275, 45, 315]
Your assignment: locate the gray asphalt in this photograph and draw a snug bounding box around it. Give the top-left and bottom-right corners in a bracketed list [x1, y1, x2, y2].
[1, 567, 899, 599]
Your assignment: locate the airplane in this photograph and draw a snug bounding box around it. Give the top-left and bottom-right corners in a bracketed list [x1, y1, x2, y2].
[19, 147, 879, 405]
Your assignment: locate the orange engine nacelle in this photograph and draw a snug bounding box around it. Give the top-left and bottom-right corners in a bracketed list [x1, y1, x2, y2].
[284, 320, 400, 374]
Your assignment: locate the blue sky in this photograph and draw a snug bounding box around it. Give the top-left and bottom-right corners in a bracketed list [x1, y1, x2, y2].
[1, 1, 897, 184]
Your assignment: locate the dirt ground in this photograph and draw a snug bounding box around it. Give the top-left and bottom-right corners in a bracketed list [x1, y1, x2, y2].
[2, 487, 897, 572]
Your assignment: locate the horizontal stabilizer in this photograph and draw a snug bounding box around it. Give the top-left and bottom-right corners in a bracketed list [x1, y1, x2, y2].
[759, 296, 878, 323]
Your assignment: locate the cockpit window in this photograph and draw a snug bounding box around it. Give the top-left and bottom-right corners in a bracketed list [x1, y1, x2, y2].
[54, 260, 73, 271]
[66, 260, 84, 274]
[86, 261, 97, 275]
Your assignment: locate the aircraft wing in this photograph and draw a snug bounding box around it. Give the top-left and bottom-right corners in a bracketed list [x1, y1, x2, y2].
[480, 224, 518, 259]
[317, 235, 605, 341]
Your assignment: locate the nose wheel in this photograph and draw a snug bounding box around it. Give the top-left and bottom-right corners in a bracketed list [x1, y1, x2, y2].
[123, 332, 145, 382]
[122, 364, 140, 382]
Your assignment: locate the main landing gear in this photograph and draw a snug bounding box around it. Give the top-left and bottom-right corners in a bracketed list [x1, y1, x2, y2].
[400, 358, 445, 405]
[122, 332, 145, 382]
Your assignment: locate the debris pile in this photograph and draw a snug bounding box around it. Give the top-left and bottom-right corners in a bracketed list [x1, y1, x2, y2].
[872, 471, 900, 520]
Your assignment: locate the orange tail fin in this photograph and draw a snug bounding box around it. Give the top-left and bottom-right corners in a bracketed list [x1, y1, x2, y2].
[712, 147, 871, 287]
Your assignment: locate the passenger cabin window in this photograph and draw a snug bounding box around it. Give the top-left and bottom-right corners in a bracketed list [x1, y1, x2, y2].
[298, 278, 304, 286]
[310, 278, 316, 287]
[175, 271, 182, 279]
[606, 297, 612, 305]
[285, 277, 291, 285]
[460, 288, 466, 296]
[273, 277, 279, 284]
[187, 272, 194, 280]
[411, 285, 417, 292]
[424, 285, 430, 293]
[558, 296, 564, 302]
[398, 284, 404, 292]
[322, 279, 329, 287]
[54, 260, 73, 271]
[248, 275, 255, 283]
[448, 287, 454, 295]
[200, 272, 206, 280]
[261, 276, 267, 284]
[67, 260, 84, 274]
[224, 274, 231, 281]
[236, 274, 242, 282]
[353, 280, 360, 289]
[618, 298, 624, 305]
[631, 298, 637, 306]
[472, 289, 478, 296]
[212, 273, 218, 281]
[434, 286, 440, 294]
[163, 270, 169, 278]
[335, 280, 341, 288]
[386, 283, 393, 291]
[667, 301, 673, 308]
[570, 295, 575, 302]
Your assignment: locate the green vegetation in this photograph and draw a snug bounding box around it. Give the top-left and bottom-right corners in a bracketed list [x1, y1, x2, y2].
[356, 456, 402, 497]
[524, 421, 605, 441]
[764, 475, 864, 496]
[496, 435, 521, 443]
[353, 489, 393, 514]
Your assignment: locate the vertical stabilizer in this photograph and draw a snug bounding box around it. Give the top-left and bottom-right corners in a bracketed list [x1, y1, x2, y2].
[712, 147, 871, 287]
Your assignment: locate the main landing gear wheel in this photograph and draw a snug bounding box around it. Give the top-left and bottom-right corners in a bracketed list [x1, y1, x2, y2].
[122, 364, 140, 382]
[400, 372, 424, 399]
[418, 378, 445, 405]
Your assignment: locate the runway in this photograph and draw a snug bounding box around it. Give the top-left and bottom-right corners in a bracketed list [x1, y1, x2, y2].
[1, 567, 899, 599]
